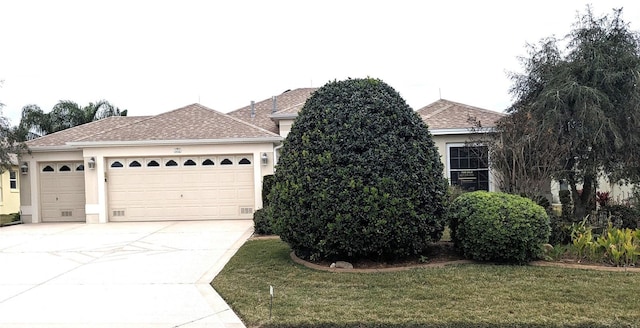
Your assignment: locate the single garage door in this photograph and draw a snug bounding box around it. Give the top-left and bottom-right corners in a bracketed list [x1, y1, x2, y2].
[40, 162, 87, 222]
[107, 155, 255, 221]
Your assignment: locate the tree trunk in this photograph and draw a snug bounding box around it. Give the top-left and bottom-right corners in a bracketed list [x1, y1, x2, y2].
[571, 174, 596, 222]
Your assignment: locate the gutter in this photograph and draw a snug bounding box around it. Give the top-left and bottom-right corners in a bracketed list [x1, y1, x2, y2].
[66, 137, 284, 148]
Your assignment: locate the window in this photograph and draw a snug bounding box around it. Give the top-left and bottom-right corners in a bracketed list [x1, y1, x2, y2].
[59, 165, 71, 172]
[76, 164, 84, 171]
[43, 165, 55, 172]
[9, 171, 17, 189]
[147, 160, 160, 167]
[221, 158, 233, 165]
[110, 161, 124, 168]
[184, 159, 196, 166]
[202, 159, 215, 166]
[129, 160, 142, 167]
[239, 158, 251, 165]
[165, 160, 178, 167]
[448, 145, 489, 191]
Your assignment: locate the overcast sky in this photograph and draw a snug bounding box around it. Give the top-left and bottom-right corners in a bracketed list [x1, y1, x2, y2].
[1, 0, 640, 125]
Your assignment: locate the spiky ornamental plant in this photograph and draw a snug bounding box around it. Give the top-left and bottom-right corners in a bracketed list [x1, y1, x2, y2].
[270, 78, 449, 261]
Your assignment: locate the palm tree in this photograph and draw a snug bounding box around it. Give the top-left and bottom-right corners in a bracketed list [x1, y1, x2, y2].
[19, 100, 127, 140]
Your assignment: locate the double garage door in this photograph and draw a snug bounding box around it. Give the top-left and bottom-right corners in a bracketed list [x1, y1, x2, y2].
[107, 155, 255, 221]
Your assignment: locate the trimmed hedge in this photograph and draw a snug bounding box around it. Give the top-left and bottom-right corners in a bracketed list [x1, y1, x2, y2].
[449, 191, 550, 263]
[253, 174, 276, 235]
[270, 78, 449, 261]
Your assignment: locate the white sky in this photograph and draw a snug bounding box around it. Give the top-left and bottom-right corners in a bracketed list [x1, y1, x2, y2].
[1, 0, 639, 125]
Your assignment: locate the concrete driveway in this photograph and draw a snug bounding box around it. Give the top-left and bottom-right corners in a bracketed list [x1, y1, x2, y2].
[0, 220, 253, 328]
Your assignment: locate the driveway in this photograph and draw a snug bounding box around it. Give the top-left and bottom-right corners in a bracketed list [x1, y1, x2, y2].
[0, 220, 253, 327]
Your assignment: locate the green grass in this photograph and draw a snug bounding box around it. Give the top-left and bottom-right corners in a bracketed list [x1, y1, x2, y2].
[212, 239, 640, 328]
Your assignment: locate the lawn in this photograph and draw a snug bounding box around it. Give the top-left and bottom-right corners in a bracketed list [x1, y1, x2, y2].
[212, 239, 640, 328]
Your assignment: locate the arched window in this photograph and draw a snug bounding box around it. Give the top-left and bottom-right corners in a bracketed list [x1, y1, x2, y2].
[110, 161, 124, 168]
[221, 158, 233, 165]
[184, 159, 196, 166]
[147, 160, 160, 167]
[165, 160, 178, 167]
[76, 164, 85, 171]
[202, 159, 215, 166]
[43, 165, 54, 172]
[129, 160, 142, 167]
[238, 158, 251, 165]
[59, 165, 71, 172]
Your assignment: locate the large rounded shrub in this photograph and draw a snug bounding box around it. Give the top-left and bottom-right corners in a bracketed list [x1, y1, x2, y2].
[449, 191, 550, 263]
[270, 78, 449, 261]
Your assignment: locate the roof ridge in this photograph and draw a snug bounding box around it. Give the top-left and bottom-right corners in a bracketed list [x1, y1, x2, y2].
[423, 102, 453, 119]
[74, 116, 153, 142]
[439, 98, 506, 116]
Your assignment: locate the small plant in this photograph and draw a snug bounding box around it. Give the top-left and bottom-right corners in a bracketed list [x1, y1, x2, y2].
[570, 218, 595, 262]
[596, 191, 611, 207]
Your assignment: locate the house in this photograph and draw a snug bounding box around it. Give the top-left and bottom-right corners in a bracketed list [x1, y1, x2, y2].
[19, 88, 503, 223]
[1, 155, 20, 216]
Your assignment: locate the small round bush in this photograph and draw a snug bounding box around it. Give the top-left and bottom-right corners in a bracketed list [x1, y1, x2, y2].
[270, 78, 449, 261]
[449, 191, 550, 263]
[253, 207, 275, 235]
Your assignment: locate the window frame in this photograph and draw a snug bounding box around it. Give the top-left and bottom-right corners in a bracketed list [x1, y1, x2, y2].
[446, 143, 492, 192]
[9, 170, 18, 190]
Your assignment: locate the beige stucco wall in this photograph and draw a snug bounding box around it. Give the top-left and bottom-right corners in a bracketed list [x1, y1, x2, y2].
[279, 120, 294, 138]
[0, 166, 21, 215]
[22, 142, 278, 223]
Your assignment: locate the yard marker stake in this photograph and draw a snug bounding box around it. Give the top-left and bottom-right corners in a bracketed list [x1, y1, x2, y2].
[269, 285, 274, 319]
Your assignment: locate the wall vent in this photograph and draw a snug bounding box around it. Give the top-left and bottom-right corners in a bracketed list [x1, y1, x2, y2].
[112, 210, 125, 217]
[61, 210, 73, 217]
[240, 207, 253, 215]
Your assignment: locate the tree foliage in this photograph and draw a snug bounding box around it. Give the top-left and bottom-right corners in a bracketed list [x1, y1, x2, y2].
[506, 6, 640, 219]
[270, 78, 449, 261]
[18, 99, 127, 139]
[0, 81, 28, 173]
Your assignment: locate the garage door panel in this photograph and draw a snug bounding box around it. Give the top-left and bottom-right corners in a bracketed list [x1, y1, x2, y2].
[40, 162, 86, 222]
[108, 155, 255, 221]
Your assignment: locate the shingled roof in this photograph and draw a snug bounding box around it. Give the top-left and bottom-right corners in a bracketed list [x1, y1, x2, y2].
[27, 104, 281, 149]
[416, 99, 505, 130]
[26, 116, 150, 148]
[227, 88, 318, 133]
[74, 103, 280, 143]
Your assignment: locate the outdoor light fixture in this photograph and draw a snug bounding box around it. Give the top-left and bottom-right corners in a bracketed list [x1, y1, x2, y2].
[87, 157, 96, 169]
[20, 162, 28, 175]
[261, 153, 268, 166]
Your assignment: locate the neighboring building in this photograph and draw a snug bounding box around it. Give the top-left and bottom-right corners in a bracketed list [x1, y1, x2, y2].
[0, 155, 21, 215]
[19, 89, 504, 223]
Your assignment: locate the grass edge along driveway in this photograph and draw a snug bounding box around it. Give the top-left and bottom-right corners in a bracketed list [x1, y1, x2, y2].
[212, 239, 640, 328]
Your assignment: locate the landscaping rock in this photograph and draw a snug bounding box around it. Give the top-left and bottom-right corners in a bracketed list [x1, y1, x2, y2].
[331, 261, 354, 269]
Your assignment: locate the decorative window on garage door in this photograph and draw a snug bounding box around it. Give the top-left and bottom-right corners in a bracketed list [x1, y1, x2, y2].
[110, 160, 124, 168]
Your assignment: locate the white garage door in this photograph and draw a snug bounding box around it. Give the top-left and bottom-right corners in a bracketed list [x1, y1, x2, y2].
[40, 163, 87, 222]
[107, 155, 255, 221]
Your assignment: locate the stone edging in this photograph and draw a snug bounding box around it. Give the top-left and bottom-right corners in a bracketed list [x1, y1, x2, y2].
[290, 251, 475, 273]
[290, 252, 640, 273]
[254, 235, 640, 273]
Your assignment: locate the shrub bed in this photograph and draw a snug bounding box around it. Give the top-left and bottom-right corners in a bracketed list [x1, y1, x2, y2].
[449, 191, 550, 263]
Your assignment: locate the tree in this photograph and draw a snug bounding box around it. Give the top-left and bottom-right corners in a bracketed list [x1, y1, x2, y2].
[18, 100, 127, 139]
[507, 6, 640, 220]
[0, 81, 28, 172]
[469, 109, 570, 205]
[270, 78, 449, 261]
